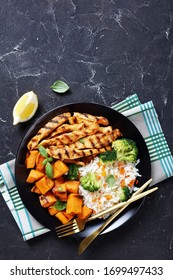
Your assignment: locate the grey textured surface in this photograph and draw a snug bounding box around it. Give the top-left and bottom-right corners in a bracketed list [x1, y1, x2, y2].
[0, 0, 173, 260]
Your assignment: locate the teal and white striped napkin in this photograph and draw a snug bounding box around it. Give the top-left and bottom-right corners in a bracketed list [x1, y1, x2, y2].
[0, 94, 173, 241]
[0, 159, 50, 240]
[112, 94, 173, 182]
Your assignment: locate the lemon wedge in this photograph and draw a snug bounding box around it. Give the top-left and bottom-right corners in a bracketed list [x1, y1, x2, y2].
[13, 91, 38, 125]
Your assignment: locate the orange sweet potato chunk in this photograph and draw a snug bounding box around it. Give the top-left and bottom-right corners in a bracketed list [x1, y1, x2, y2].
[35, 153, 45, 172]
[66, 193, 83, 215]
[48, 206, 59, 216]
[39, 192, 57, 208]
[53, 160, 69, 178]
[26, 169, 44, 183]
[31, 185, 41, 194]
[55, 211, 74, 224]
[77, 205, 93, 220]
[35, 175, 54, 195]
[65, 180, 80, 194]
[52, 184, 68, 201]
[25, 150, 39, 169]
[54, 176, 65, 187]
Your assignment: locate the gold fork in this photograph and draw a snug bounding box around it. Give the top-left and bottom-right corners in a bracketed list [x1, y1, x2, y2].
[78, 178, 153, 255]
[56, 180, 157, 238]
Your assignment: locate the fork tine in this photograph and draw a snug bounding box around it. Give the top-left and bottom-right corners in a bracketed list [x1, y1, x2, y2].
[58, 228, 80, 238]
[55, 219, 79, 237]
[56, 222, 75, 232]
[56, 224, 78, 235]
[56, 221, 80, 238]
[55, 220, 74, 229]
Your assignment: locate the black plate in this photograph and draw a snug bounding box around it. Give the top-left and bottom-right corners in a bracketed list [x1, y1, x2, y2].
[15, 102, 151, 237]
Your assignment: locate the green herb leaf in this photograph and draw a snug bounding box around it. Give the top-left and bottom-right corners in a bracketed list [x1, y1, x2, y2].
[79, 138, 84, 144]
[106, 174, 116, 188]
[47, 157, 54, 162]
[39, 145, 48, 158]
[53, 200, 67, 211]
[50, 80, 69, 93]
[45, 162, 54, 178]
[42, 158, 48, 166]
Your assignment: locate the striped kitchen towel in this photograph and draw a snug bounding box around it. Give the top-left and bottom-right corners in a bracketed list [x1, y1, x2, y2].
[0, 94, 173, 240]
[111, 94, 173, 183]
[0, 159, 50, 240]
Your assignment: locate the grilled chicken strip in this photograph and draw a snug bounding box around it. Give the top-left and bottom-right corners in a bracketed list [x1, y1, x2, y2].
[68, 115, 97, 127]
[39, 122, 99, 147]
[68, 116, 76, 125]
[40, 130, 89, 147]
[68, 129, 122, 150]
[49, 123, 84, 138]
[97, 126, 112, 134]
[27, 112, 71, 150]
[73, 112, 109, 126]
[47, 146, 111, 160]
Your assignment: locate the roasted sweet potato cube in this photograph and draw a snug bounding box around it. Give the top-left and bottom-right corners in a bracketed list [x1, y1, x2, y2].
[77, 205, 93, 219]
[64, 212, 75, 220]
[52, 184, 68, 201]
[55, 192, 68, 201]
[55, 184, 66, 193]
[54, 176, 65, 187]
[36, 153, 45, 172]
[55, 211, 68, 224]
[66, 193, 83, 215]
[52, 184, 66, 195]
[53, 160, 69, 178]
[31, 185, 41, 194]
[35, 175, 54, 195]
[26, 169, 44, 183]
[25, 150, 39, 169]
[48, 206, 59, 216]
[65, 180, 80, 194]
[55, 211, 74, 224]
[39, 192, 57, 208]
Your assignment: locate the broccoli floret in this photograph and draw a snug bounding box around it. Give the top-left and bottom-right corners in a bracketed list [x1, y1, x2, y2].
[112, 138, 138, 162]
[80, 172, 101, 192]
[98, 150, 117, 164]
[67, 164, 79, 180]
[117, 187, 131, 202]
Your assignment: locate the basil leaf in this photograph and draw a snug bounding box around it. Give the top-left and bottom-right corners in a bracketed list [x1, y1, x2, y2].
[39, 145, 48, 157]
[50, 80, 69, 93]
[47, 157, 54, 163]
[106, 174, 116, 188]
[42, 158, 48, 166]
[53, 200, 67, 211]
[45, 162, 54, 178]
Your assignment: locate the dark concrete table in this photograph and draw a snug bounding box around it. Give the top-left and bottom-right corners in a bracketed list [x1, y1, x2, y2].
[0, 0, 173, 260]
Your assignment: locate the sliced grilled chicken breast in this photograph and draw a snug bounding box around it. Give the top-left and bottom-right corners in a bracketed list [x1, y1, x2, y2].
[27, 112, 71, 150]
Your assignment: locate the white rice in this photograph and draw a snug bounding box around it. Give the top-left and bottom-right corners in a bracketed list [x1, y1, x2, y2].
[78, 157, 141, 217]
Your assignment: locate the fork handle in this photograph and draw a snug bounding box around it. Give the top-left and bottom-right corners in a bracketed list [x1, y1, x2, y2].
[86, 186, 158, 222]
